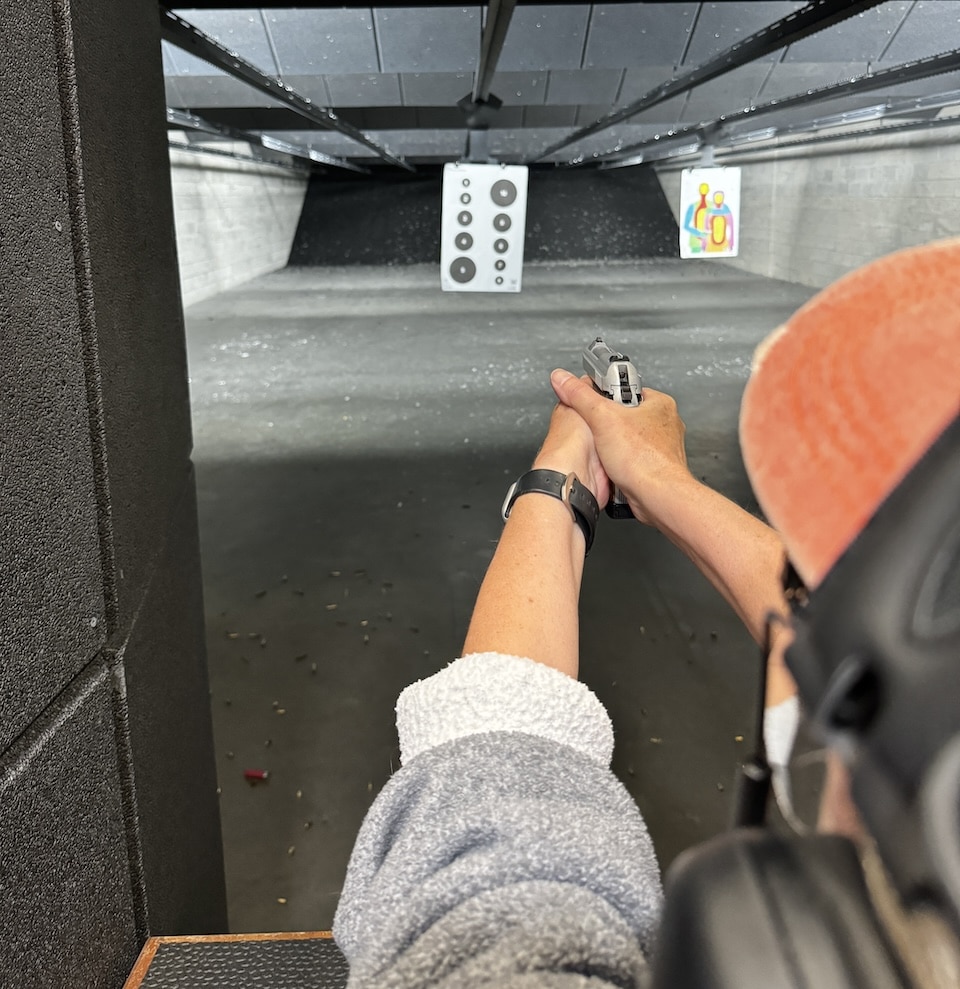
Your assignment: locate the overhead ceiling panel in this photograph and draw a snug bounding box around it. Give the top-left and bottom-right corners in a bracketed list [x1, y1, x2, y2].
[414, 107, 475, 128]
[546, 68, 623, 106]
[681, 2, 807, 66]
[355, 107, 409, 130]
[575, 104, 620, 126]
[261, 123, 662, 164]
[281, 75, 333, 107]
[164, 77, 186, 106]
[280, 128, 466, 158]
[264, 9, 378, 75]
[163, 39, 229, 78]
[492, 107, 525, 128]
[486, 127, 580, 159]
[523, 106, 578, 128]
[583, 4, 697, 70]
[173, 9, 278, 74]
[374, 7, 481, 73]
[172, 74, 286, 108]
[487, 126, 635, 160]
[548, 123, 662, 160]
[161, 40, 179, 76]
[496, 5, 590, 72]
[490, 71, 549, 105]
[875, 70, 960, 101]
[616, 67, 689, 121]
[758, 62, 870, 102]
[399, 72, 472, 106]
[162, 2, 960, 167]
[679, 63, 772, 121]
[325, 73, 403, 107]
[783, 2, 912, 62]
[879, 0, 960, 62]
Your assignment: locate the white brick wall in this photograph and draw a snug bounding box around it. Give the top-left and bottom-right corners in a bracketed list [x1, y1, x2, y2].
[169, 141, 308, 307]
[656, 124, 960, 289]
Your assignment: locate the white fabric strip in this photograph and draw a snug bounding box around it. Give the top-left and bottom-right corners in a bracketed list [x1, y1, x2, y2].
[764, 694, 801, 770]
[765, 694, 805, 831]
[396, 652, 614, 767]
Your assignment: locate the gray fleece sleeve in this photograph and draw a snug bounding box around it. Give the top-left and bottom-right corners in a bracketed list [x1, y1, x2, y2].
[333, 655, 663, 988]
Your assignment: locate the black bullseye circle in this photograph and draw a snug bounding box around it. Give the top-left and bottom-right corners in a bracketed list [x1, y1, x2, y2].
[494, 213, 512, 231]
[455, 232, 473, 250]
[491, 179, 517, 206]
[450, 257, 476, 283]
[457, 210, 473, 226]
[460, 193, 471, 204]
[494, 238, 509, 254]
[494, 259, 506, 271]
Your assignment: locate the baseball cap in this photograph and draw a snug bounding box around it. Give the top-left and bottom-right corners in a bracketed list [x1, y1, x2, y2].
[740, 238, 960, 588]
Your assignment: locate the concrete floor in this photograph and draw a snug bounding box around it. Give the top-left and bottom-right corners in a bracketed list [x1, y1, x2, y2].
[184, 259, 816, 934]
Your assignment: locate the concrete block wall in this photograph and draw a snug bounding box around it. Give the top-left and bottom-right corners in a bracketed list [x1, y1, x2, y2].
[170, 142, 308, 307]
[656, 124, 960, 289]
[1, 2, 226, 987]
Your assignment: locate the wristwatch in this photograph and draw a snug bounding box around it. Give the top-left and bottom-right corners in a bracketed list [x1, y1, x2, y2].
[501, 469, 600, 554]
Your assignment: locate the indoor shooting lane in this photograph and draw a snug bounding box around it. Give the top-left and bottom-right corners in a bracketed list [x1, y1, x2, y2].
[187, 258, 815, 933]
[169, 0, 960, 939]
[6, 1, 960, 987]
[153, 0, 960, 952]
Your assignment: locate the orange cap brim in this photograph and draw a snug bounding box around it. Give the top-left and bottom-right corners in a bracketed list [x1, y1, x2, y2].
[740, 238, 960, 587]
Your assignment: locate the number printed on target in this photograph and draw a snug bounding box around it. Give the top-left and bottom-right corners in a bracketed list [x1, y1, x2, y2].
[439, 164, 530, 293]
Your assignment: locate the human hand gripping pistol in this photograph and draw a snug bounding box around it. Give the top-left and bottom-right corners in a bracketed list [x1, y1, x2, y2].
[582, 337, 642, 519]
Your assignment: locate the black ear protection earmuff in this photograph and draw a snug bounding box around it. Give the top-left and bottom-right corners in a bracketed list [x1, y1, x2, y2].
[652, 415, 960, 989]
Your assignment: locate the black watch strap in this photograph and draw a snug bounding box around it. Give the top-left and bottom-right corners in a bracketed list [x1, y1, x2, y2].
[501, 469, 600, 554]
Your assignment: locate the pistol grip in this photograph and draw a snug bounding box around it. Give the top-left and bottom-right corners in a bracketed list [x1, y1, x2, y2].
[607, 487, 635, 520]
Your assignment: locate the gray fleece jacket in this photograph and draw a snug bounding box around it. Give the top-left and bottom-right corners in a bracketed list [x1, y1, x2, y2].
[333, 652, 664, 988]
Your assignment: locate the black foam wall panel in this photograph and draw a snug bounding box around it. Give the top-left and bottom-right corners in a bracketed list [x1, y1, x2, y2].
[70, 0, 196, 629]
[0, 0, 226, 985]
[523, 168, 679, 262]
[121, 474, 226, 936]
[0, 0, 107, 753]
[288, 166, 678, 266]
[291, 173, 442, 266]
[0, 663, 140, 989]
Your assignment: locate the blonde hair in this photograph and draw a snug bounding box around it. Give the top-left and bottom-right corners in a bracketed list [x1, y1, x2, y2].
[818, 754, 960, 986]
[860, 839, 960, 989]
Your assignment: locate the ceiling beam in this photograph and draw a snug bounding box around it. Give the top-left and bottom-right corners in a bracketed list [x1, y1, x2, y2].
[168, 140, 309, 171]
[169, 106, 479, 132]
[159, 7, 414, 171]
[167, 107, 370, 173]
[473, 0, 517, 104]
[715, 114, 960, 161]
[631, 112, 960, 170]
[162, 0, 684, 6]
[595, 47, 960, 167]
[524, 0, 886, 164]
[715, 88, 960, 149]
[600, 88, 960, 169]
